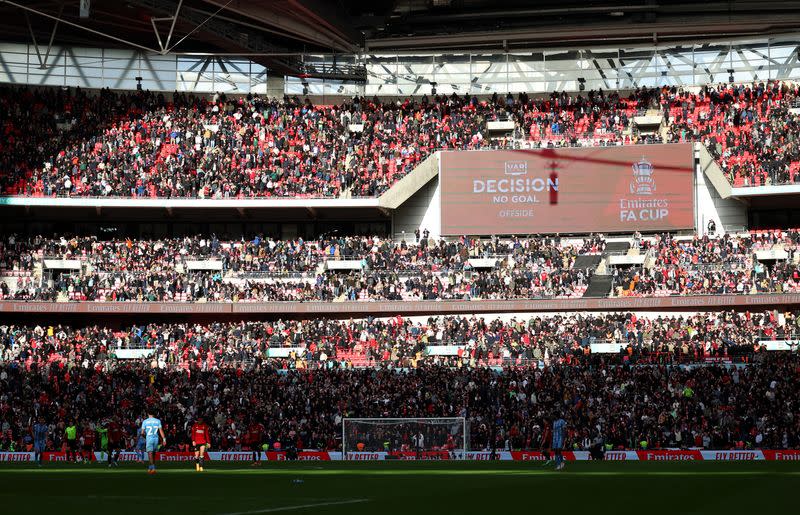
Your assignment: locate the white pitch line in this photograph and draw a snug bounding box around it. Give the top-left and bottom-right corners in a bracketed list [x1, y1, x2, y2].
[88, 495, 171, 500]
[220, 499, 369, 515]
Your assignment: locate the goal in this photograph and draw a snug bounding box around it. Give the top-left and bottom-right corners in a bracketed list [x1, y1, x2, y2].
[342, 417, 467, 460]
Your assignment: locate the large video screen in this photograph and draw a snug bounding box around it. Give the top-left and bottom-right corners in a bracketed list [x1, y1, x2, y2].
[440, 144, 694, 235]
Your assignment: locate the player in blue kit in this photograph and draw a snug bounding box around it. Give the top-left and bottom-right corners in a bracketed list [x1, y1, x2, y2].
[32, 416, 48, 467]
[140, 411, 166, 474]
[552, 415, 567, 471]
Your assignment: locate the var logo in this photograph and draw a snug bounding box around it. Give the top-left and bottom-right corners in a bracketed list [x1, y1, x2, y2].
[504, 161, 528, 176]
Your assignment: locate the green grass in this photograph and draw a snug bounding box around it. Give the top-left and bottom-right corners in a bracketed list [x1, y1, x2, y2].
[0, 461, 797, 515]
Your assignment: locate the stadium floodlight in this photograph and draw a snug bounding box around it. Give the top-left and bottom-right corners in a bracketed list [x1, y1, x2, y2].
[342, 417, 467, 460]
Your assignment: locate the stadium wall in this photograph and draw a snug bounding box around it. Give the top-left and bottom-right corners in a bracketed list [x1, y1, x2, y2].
[694, 144, 748, 234]
[391, 175, 441, 240]
[695, 167, 748, 235]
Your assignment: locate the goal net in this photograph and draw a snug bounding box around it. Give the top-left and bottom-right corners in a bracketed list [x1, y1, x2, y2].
[342, 417, 467, 460]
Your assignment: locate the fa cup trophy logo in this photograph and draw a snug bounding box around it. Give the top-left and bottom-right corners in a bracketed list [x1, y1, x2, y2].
[630, 157, 656, 195]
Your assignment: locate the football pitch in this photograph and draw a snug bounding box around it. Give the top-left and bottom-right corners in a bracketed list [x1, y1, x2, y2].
[0, 461, 797, 515]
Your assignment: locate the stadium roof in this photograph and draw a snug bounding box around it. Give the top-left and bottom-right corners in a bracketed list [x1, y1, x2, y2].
[2, 0, 800, 77]
[364, 0, 800, 52]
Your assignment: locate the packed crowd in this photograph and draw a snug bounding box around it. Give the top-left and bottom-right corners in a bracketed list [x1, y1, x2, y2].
[0, 87, 513, 199]
[0, 351, 798, 454]
[611, 230, 800, 297]
[0, 232, 573, 274]
[0, 233, 587, 302]
[1, 81, 797, 199]
[666, 81, 800, 186]
[0, 310, 793, 371]
[3, 230, 800, 301]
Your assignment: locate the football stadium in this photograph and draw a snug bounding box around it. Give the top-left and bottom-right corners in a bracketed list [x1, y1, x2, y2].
[0, 0, 800, 513]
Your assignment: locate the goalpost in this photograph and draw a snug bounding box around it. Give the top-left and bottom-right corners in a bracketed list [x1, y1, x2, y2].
[342, 417, 468, 460]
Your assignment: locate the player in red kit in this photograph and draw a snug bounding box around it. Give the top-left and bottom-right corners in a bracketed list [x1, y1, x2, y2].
[81, 424, 96, 463]
[246, 419, 265, 466]
[540, 419, 552, 466]
[107, 418, 123, 467]
[445, 433, 456, 459]
[190, 417, 211, 472]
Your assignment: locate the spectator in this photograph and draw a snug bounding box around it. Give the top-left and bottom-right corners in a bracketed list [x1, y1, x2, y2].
[0, 346, 798, 454]
[4, 82, 797, 198]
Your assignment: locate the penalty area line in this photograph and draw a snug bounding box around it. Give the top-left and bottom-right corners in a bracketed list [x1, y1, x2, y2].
[220, 498, 370, 515]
